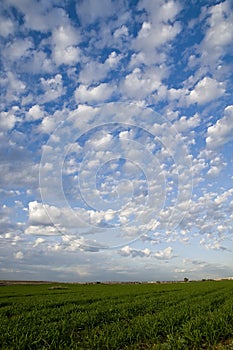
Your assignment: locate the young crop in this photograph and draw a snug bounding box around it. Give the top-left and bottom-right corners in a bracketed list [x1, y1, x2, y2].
[0, 281, 232, 349]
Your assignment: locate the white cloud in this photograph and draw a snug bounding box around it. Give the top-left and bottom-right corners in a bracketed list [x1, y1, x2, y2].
[25, 225, 61, 236]
[79, 52, 122, 85]
[113, 25, 129, 38]
[0, 0, 233, 282]
[76, 0, 115, 25]
[0, 109, 17, 131]
[200, 1, 233, 62]
[28, 201, 56, 226]
[52, 25, 79, 48]
[1, 71, 26, 105]
[133, 20, 181, 52]
[74, 83, 115, 104]
[26, 201, 94, 237]
[26, 104, 44, 121]
[121, 66, 165, 99]
[119, 130, 132, 140]
[155, 246, 173, 259]
[54, 46, 80, 66]
[168, 87, 186, 102]
[207, 166, 221, 177]
[0, 16, 14, 37]
[40, 74, 65, 103]
[133, 0, 181, 52]
[4, 38, 33, 61]
[39, 116, 56, 134]
[60, 235, 104, 253]
[22, 50, 54, 74]
[14, 251, 24, 260]
[173, 114, 200, 133]
[206, 155, 226, 177]
[188, 77, 225, 105]
[79, 61, 109, 85]
[87, 132, 113, 148]
[119, 245, 151, 258]
[33, 237, 45, 247]
[206, 105, 233, 149]
[26, 205, 67, 236]
[105, 51, 123, 68]
[6, 0, 69, 32]
[52, 25, 80, 66]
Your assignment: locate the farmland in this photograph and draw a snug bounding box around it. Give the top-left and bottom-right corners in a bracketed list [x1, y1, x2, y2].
[0, 280, 233, 349]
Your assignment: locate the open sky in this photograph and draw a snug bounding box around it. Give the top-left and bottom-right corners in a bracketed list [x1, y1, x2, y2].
[0, 0, 233, 282]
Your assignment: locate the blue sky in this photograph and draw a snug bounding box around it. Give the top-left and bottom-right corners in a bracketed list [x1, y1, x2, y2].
[0, 0, 233, 282]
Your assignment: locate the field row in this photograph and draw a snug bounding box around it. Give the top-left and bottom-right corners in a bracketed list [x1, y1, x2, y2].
[0, 281, 233, 349]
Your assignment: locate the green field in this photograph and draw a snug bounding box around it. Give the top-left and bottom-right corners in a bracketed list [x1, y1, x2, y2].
[0, 280, 233, 349]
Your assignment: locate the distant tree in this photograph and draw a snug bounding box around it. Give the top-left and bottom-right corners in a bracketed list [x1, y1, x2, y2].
[184, 277, 189, 282]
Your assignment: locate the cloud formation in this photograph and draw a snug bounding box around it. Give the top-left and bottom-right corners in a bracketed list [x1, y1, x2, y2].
[0, 0, 233, 282]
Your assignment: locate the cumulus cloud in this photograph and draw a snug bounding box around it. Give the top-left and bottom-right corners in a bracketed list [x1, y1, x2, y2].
[121, 66, 165, 99]
[119, 245, 151, 258]
[200, 0, 233, 63]
[0, 109, 17, 131]
[40, 74, 65, 103]
[33, 237, 45, 247]
[173, 114, 200, 133]
[76, 0, 116, 25]
[0, 0, 233, 282]
[3, 38, 33, 61]
[0, 71, 26, 105]
[26, 105, 44, 121]
[52, 25, 80, 66]
[14, 251, 24, 260]
[74, 83, 115, 104]
[206, 105, 233, 149]
[25, 201, 104, 237]
[133, 0, 182, 52]
[0, 16, 14, 37]
[188, 77, 225, 105]
[6, 0, 69, 32]
[28, 201, 58, 226]
[155, 246, 173, 260]
[79, 52, 123, 85]
[113, 25, 129, 38]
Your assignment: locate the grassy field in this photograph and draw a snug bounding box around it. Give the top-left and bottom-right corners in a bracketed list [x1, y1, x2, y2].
[0, 280, 233, 349]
